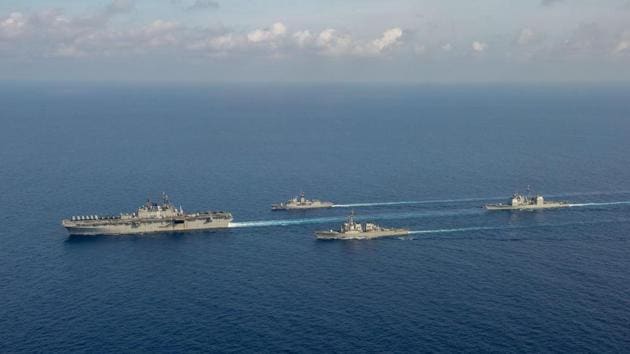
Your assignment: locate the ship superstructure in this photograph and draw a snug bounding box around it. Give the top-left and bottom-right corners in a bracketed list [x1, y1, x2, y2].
[272, 192, 334, 211]
[62, 193, 232, 235]
[315, 212, 409, 240]
[485, 192, 568, 210]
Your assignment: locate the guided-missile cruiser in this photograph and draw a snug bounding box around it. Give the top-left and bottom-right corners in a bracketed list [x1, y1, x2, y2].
[62, 193, 232, 236]
[272, 192, 334, 211]
[484, 192, 569, 210]
[315, 211, 409, 240]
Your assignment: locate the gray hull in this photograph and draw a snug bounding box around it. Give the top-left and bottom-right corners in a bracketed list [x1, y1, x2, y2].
[272, 203, 334, 211]
[484, 203, 569, 211]
[63, 218, 231, 236]
[315, 229, 409, 240]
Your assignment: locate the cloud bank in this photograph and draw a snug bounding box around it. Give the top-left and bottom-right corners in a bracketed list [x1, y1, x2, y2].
[1, 0, 629, 81]
[0, 5, 404, 60]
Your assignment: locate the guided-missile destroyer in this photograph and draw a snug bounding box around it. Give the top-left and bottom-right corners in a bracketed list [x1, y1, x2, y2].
[315, 212, 409, 240]
[485, 192, 569, 210]
[272, 192, 334, 211]
[62, 193, 232, 236]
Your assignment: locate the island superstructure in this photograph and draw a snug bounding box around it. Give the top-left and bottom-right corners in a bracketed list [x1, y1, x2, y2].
[315, 212, 409, 240]
[485, 193, 569, 210]
[62, 194, 232, 235]
[272, 192, 334, 211]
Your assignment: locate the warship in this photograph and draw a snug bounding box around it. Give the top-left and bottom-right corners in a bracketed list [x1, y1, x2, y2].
[62, 194, 232, 236]
[272, 192, 334, 211]
[485, 192, 569, 210]
[315, 212, 409, 240]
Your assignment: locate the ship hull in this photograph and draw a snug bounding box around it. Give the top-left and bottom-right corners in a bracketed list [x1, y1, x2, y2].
[315, 229, 409, 240]
[63, 218, 231, 236]
[484, 203, 569, 211]
[272, 203, 334, 211]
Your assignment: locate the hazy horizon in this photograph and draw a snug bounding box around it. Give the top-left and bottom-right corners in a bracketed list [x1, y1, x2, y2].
[1, 0, 630, 82]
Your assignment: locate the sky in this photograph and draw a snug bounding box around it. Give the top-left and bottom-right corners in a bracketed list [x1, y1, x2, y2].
[1, 0, 630, 82]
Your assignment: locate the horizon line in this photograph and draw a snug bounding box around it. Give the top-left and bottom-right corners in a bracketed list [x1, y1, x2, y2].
[3, 79, 630, 87]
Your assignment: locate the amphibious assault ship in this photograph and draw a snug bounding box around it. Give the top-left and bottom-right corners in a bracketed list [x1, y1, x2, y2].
[315, 212, 409, 240]
[62, 194, 232, 236]
[485, 193, 569, 210]
[272, 192, 334, 211]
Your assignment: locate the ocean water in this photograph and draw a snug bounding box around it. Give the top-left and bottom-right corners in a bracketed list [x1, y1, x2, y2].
[1, 83, 630, 352]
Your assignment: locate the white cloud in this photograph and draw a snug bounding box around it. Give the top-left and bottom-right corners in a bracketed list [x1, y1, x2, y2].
[613, 31, 630, 54]
[370, 27, 403, 52]
[293, 30, 312, 47]
[472, 41, 487, 52]
[209, 34, 241, 50]
[306, 27, 404, 57]
[614, 40, 630, 53]
[189, 33, 244, 53]
[22, 15, 403, 59]
[141, 20, 179, 47]
[316, 29, 336, 46]
[246, 29, 267, 42]
[315, 28, 353, 56]
[0, 12, 26, 39]
[271, 23, 287, 36]
[12, 3, 629, 66]
[4, 1, 630, 82]
[247, 22, 286, 43]
[144, 20, 178, 34]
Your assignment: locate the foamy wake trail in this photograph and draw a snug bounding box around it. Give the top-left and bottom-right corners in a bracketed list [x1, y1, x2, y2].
[333, 191, 630, 209]
[569, 201, 630, 207]
[333, 197, 498, 208]
[548, 190, 630, 198]
[230, 216, 341, 228]
[409, 226, 499, 235]
[408, 218, 630, 236]
[334, 201, 426, 208]
[230, 208, 482, 229]
[229, 198, 630, 230]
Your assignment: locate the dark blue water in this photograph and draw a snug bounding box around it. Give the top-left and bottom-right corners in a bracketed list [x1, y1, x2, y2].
[1, 83, 630, 352]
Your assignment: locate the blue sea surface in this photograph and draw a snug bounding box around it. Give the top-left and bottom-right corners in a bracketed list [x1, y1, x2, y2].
[1, 83, 630, 352]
